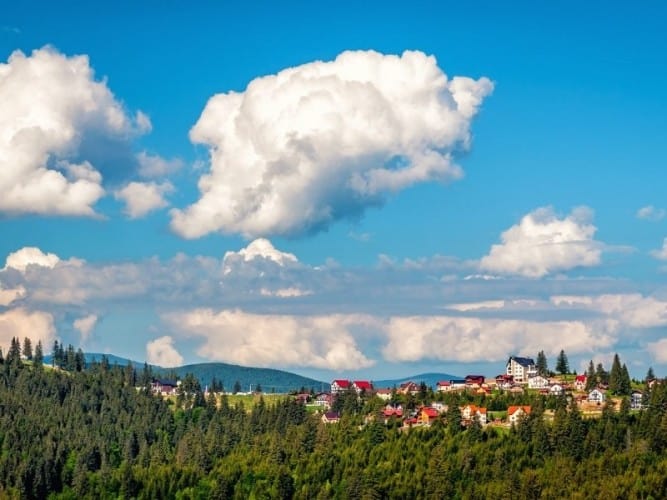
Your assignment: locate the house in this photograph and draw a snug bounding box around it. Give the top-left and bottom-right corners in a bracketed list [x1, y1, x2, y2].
[352, 380, 373, 394]
[295, 393, 310, 404]
[465, 375, 485, 387]
[631, 390, 644, 410]
[315, 392, 332, 408]
[430, 402, 447, 413]
[375, 388, 393, 401]
[419, 407, 440, 425]
[461, 404, 487, 425]
[382, 404, 404, 418]
[507, 406, 532, 425]
[496, 374, 514, 390]
[449, 379, 467, 391]
[574, 375, 587, 391]
[549, 384, 564, 396]
[151, 379, 179, 396]
[398, 381, 420, 395]
[321, 411, 341, 424]
[331, 379, 351, 394]
[436, 381, 451, 392]
[506, 356, 538, 383]
[527, 375, 550, 390]
[588, 389, 606, 404]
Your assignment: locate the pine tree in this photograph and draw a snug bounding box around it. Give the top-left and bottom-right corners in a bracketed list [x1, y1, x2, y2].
[22, 337, 32, 361]
[585, 360, 597, 391]
[609, 353, 623, 394]
[646, 367, 656, 383]
[556, 350, 569, 376]
[620, 364, 631, 395]
[536, 351, 548, 376]
[233, 380, 242, 394]
[34, 341, 44, 367]
[596, 362, 609, 385]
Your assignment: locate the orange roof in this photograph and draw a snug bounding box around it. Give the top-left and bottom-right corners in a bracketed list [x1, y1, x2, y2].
[507, 405, 532, 416]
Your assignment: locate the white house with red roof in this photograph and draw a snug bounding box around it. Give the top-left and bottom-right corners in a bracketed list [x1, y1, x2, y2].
[574, 375, 587, 391]
[436, 381, 452, 392]
[331, 379, 351, 394]
[352, 380, 373, 394]
[461, 404, 487, 425]
[507, 405, 532, 424]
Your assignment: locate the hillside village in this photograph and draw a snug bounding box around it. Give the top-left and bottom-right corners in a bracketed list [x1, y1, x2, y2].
[304, 354, 652, 427]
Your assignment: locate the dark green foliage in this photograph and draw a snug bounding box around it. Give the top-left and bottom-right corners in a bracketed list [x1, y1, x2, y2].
[536, 350, 548, 376]
[556, 349, 569, 375]
[586, 359, 597, 390]
[2, 340, 667, 498]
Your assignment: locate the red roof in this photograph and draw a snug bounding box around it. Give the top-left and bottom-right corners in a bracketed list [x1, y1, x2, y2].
[332, 379, 351, 388]
[421, 407, 439, 418]
[353, 380, 372, 390]
[575, 375, 586, 383]
[508, 405, 532, 416]
[436, 381, 450, 386]
[464, 404, 487, 414]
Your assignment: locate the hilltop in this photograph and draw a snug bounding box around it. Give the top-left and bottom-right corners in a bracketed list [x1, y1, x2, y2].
[45, 353, 327, 393]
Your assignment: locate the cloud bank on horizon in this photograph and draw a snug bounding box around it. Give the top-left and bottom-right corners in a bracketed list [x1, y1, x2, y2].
[170, 50, 493, 239]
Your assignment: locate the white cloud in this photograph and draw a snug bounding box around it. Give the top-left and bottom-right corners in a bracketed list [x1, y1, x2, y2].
[146, 335, 183, 367]
[225, 238, 297, 266]
[136, 151, 183, 178]
[0, 286, 26, 306]
[480, 206, 601, 278]
[651, 238, 667, 261]
[115, 181, 174, 218]
[170, 50, 493, 239]
[0, 308, 55, 352]
[0, 47, 147, 216]
[164, 309, 375, 370]
[73, 314, 98, 345]
[4, 247, 60, 272]
[647, 338, 667, 364]
[448, 300, 506, 311]
[381, 315, 617, 363]
[260, 287, 312, 298]
[637, 205, 666, 221]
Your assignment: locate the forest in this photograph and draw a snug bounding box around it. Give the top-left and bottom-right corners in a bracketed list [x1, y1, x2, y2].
[1, 339, 667, 499]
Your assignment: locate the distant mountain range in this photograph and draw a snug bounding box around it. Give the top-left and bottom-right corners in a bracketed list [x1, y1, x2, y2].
[372, 372, 462, 389]
[44, 353, 460, 392]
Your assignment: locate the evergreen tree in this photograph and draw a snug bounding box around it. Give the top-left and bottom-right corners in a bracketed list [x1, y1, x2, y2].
[34, 341, 44, 366]
[620, 364, 631, 395]
[646, 366, 656, 383]
[233, 380, 242, 394]
[585, 360, 597, 391]
[446, 404, 463, 434]
[8, 337, 21, 365]
[22, 337, 32, 361]
[609, 353, 623, 394]
[556, 350, 569, 376]
[595, 362, 609, 386]
[536, 350, 548, 376]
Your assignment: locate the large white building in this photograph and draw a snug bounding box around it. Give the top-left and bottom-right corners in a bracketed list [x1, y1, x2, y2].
[506, 356, 537, 383]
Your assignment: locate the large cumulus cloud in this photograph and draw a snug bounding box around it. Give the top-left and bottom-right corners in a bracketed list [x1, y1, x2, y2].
[0, 47, 153, 216]
[170, 50, 493, 239]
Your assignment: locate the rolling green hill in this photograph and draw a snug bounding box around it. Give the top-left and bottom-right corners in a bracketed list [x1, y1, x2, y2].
[169, 363, 327, 394]
[47, 353, 327, 393]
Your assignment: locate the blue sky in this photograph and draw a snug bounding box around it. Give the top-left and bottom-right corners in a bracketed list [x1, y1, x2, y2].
[1, 1, 667, 382]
